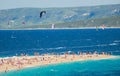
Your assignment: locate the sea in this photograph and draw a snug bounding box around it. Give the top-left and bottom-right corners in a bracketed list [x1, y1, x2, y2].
[0, 28, 120, 76]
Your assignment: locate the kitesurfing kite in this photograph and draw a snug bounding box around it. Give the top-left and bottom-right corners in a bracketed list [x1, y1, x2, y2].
[40, 11, 46, 18]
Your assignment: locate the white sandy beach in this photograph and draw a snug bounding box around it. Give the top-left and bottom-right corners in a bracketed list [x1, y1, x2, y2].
[0, 53, 117, 73]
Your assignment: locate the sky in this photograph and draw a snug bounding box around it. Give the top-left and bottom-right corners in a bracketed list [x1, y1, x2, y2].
[0, 0, 120, 10]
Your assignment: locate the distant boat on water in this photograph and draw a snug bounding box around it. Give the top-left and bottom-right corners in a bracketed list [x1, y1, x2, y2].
[96, 24, 106, 31]
[101, 24, 106, 30]
[51, 24, 55, 29]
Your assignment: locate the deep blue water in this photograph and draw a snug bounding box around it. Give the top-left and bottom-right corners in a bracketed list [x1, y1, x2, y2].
[0, 28, 120, 76]
[0, 28, 120, 57]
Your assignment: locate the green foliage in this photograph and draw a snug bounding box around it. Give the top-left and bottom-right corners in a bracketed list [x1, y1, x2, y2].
[54, 16, 120, 28]
[0, 4, 120, 29]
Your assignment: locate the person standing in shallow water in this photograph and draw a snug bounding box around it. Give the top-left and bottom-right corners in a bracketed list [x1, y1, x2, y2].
[5, 67, 8, 73]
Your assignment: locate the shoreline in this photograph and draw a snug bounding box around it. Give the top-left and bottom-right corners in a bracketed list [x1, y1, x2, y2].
[0, 54, 118, 73]
[0, 27, 120, 30]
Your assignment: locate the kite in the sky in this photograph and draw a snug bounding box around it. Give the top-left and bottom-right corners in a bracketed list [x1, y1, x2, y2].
[40, 11, 46, 18]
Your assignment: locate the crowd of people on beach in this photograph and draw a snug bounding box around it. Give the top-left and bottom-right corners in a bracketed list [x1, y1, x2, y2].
[0, 51, 111, 73]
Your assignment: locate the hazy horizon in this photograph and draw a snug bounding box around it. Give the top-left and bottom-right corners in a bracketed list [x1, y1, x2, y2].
[0, 0, 120, 10]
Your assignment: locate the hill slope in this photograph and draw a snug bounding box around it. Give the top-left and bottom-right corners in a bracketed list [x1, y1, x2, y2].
[0, 4, 120, 29]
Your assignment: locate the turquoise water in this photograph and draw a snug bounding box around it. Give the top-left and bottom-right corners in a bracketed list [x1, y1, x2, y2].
[0, 57, 120, 76]
[0, 29, 120, 76]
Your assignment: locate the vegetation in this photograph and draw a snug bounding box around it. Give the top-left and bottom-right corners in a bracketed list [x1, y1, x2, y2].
[0, 4, 120, 29]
